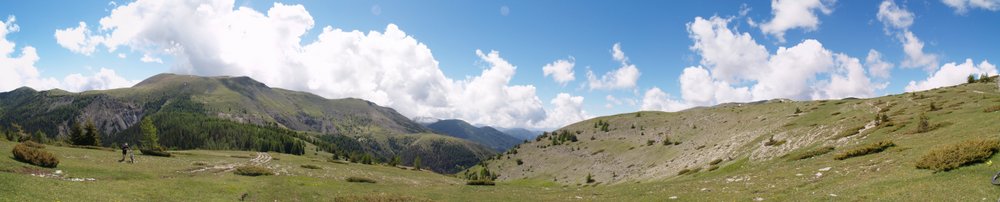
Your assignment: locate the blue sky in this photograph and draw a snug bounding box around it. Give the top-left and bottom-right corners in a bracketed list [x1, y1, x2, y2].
[1, 0, 998, 129]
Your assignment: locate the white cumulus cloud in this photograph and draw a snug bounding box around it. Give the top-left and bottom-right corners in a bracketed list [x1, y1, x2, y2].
[537, 93, 590, 129]
[63, 68, 138, 92]
[644, 16, 885, 112]
[542, 57, 575, 85]
[865, 49, 893, 79]
[759, 0, 835, 42]
[54, 0, 585, 129]
[2, 16, 133, 93]
[587, 43, 641, 90]
[905, 59, 997, 92]
[877, 0, 914, 30]
[942, 0, 1000, 13]
[640, 87, 689, 112]
[899, 31, 940, 72]
[54, 21, 103, 55]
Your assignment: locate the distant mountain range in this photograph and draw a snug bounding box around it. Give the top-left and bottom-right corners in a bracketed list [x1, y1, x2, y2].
[0, 73, 493, 173]
[423, 119, 523, 152]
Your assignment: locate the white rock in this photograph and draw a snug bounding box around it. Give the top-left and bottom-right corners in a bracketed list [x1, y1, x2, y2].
[669, 196, 678, 200]
[795, 173, 803, 176]
[818, 167, 831, 171]
[815, 172, 823, 178]
[829, 194, 838, 197]
[55, 170, 63, 174]
[754, 197, 764, 201]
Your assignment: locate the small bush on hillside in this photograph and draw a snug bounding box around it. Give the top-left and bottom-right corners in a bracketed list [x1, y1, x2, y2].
[677, 167, 701, 175]
[465, 180, 495, 186]
[300, 164, 322, 169]
[968, 74, 977, 83]
[764, 136, 787, 146]
[916, 138, 1000, 172]
[646, 140, 655, 146]
[928, 102, 940, 111]
[22, 141, 45, 149]
[787, 146, 835, 161]
[834, 140, 895, 160]
[985, 105, 1000, 113]
[346, 176, 377, 183]
[707, 165, 720, 171]
[12, 142, 59, 168]
[516, 159, 523, 165]
[234, 165, 273, 176]
[709, 159, 723, 165]
[140, 149, 172, 157]
[585, 173, 595, 183]
[915, 113, 931, 133]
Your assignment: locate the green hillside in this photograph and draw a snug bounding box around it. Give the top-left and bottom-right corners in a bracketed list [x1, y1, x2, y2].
[477, 78, 1000, 200]
[426, 119, 522, 152]
[0, 74, 494, 173]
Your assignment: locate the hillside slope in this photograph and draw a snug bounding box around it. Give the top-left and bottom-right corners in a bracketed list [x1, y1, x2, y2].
[425, 119, 522, 151]
[0, 74, 493, 173]
[481, 79, 1000, 198]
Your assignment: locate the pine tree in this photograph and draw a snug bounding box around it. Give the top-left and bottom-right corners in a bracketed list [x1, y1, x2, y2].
[70, 121, 84, 145]
[140, 117, 160, 150]
[413, 156, 422, 171]
[32, 131, 47, 144]
[83, 119, 101, 146]
[11, 124, 28, 142]
[968, 74, 977, 83]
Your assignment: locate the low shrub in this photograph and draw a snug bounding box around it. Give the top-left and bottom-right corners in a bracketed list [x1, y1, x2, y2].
[764, 136, 787, 146]
[346, 176, 377, 183]
[21, 141, 45, 149]
[677, 167, 701, 175]
[515, 159, 523, 165]
[140, 149, 172, 157]
[234, 165, 273, 176]
[985, 105, 1000, 113]
[12, 142, 59, 168]
[707, 165, 719, 171]
[709, 159, 723, 165]
[834, 141, 895, 160]
[300, 164, 322, 169]
[787, 146, 835, 161]
[466, 179, 496, 186]
[916, 138, 1000, 172]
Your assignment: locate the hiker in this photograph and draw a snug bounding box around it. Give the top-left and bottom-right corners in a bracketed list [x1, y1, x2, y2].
[120, 143, 130, 163]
